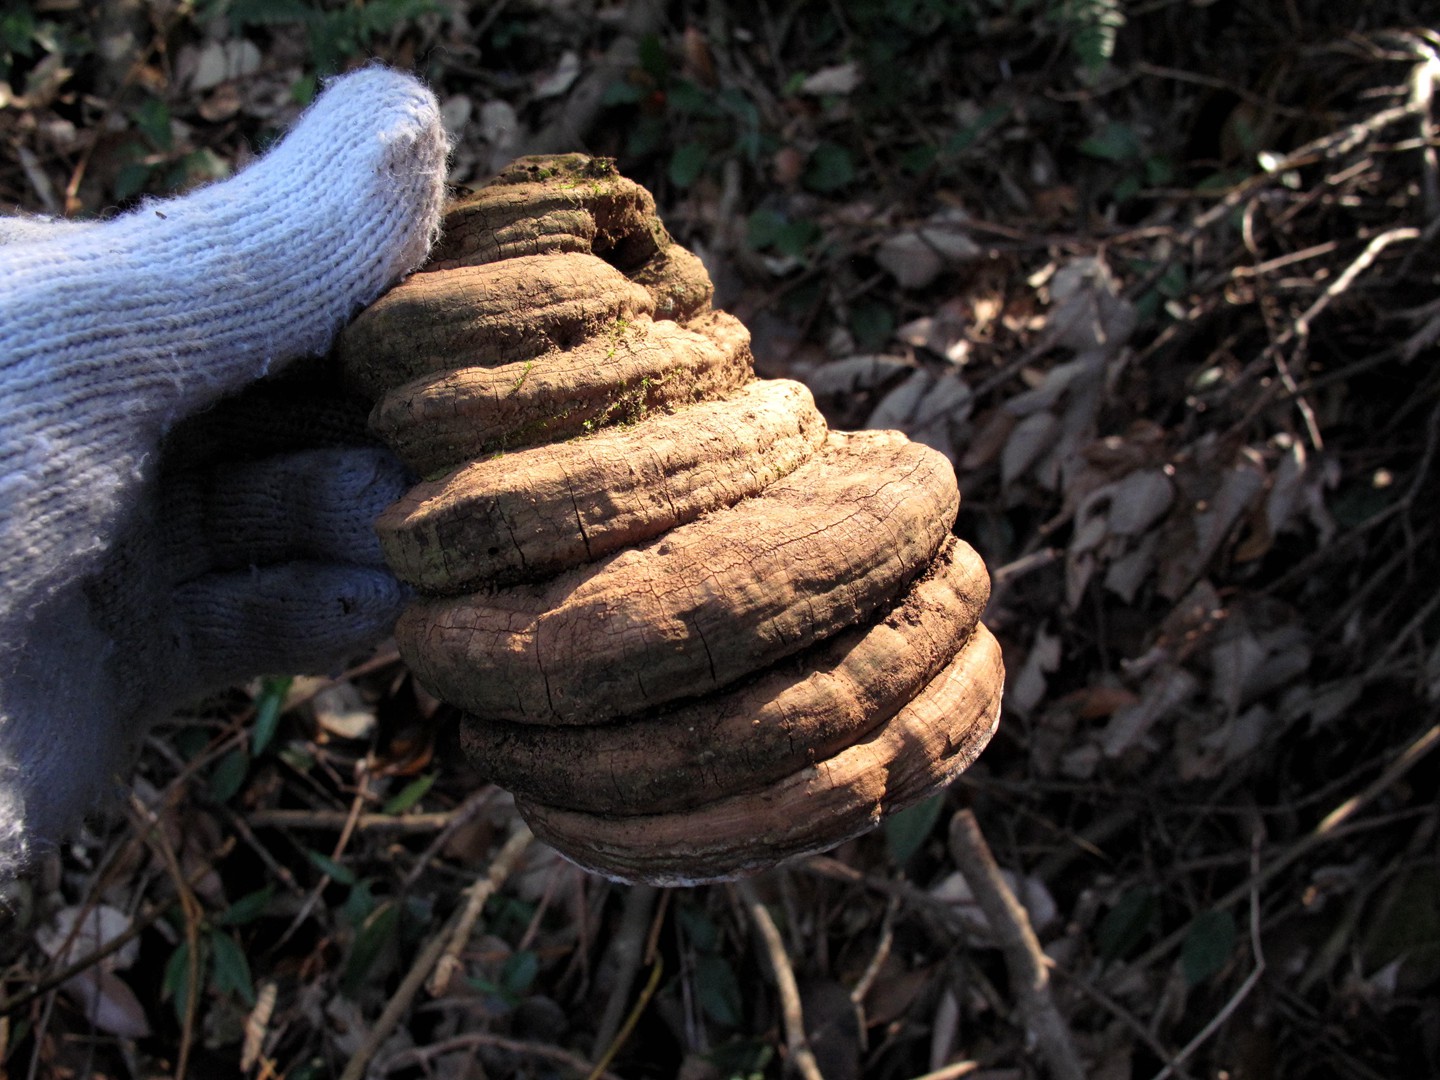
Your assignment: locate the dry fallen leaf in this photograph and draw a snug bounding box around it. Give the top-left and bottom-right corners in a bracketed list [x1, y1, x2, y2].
[876, 232, 946, 290]
[800, 61, 863, 96]
[866, 368, 972, 461]
[1179, 702, 1270, 779]
[916, 209, 984, 263]
[1008, 624, 1062, 718]
[1001, 411, 1061, 490]
[187, 38, 262, 92]
[804, 354, 909, 396]
[931, 867, 1059, 943]
[1040, 256, 1137, 354]
[311, 681, 376, 741]
[36, 905, 151, 1038]
[896, 297, 971, 364]
[64, 969, 153, 1039]
[1100, 665, 1199, 758]
[533, 50, 581, 99]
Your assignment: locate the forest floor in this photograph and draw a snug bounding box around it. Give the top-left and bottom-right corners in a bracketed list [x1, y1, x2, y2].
[3, 2, 1439, 1078]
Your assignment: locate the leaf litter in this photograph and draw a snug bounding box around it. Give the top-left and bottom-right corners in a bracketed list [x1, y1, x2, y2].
[3, 3, 1440, 1079]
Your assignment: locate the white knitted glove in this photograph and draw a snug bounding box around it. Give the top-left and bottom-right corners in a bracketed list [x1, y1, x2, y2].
[0, 66, 449, 875]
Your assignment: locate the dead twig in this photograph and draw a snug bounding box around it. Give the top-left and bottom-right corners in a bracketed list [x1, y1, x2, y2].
[1185, 100, 1422, 241]
[378, 1031, 625, 1079]
[1132, 61, 1314, 117]
[587, 951, 664, 1080]
[947, 810, 1086, 1080]
[1276, 226, 1417, 447]
[1052, 965, 1192, 1079]
[1409, 49, 1440, 218]
[735, 879, 825, 1080]
[1149, 834, 1266, 1080]
[244, 807, 462, 832]
[1287, 226, 1420, 344]
[1118, 720, 1440, 983]
[907, 1063, 981, 1080]
[801, 854, 969, 933]
[1376, 587, 1440, 671]
[1232, 224, 1421, 452]
[427, 825, 536, 996]
[1230, 239, 1342, 279]
[849, 894, 898, 1050]
[272, 766, 374, 953]
[214, 804, 301, 893]
[589, 884, 659, 1059]
[127, 792, 203, 1080]
[400, 785, 502, 893]
[276, 642, 404, 714]
[338, 825, 534, 1080]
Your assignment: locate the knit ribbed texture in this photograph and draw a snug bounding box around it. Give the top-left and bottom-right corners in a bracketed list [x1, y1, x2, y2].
[0, 66, 448, 876]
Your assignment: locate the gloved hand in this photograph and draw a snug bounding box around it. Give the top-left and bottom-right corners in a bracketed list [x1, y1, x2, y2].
[0, 66, 449, 876]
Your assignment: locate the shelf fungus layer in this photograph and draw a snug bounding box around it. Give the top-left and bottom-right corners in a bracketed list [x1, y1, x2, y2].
[337, 153, 1006, 884]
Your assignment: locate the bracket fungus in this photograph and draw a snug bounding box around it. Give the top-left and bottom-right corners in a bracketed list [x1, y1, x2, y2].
[337, 154, 1004, 884]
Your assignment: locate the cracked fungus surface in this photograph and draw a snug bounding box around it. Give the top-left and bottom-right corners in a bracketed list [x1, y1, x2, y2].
[516, 623, 1004, 885]
[371, 365, 817, 596]
[398, 430, 960, 723]
[369, 312, 753, 474]
[340, 253, 656, 397]
[459, 537, 991, 816]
